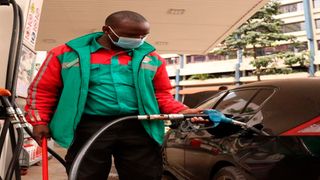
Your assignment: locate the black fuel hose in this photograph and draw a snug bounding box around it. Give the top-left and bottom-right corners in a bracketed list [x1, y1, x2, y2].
[68, 116, 138, 180]
[8, 124, 21, 180]
[4, 125, 23, 180]
[68, 114, 208, 179]
[23, 126, 67, 167]
[12, 102, 67, 167]
[10, 3, 24, 103]
[0, 96, 23, 180]
[68, 113, 268, 179]
[0, 117, 11, 156]
[2, 1, 25, 179]
[5, 0, 19, 92]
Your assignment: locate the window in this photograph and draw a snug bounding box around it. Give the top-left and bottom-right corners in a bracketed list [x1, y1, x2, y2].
[165, 57, 179, 65]
[248, 43, 307, 57]
[215, 88, 275, 116]
[244, 89, 275, 114]
[294, 42, 308, 52]
[186, 55, 192, 63]
[186, 51, 239, 64]
[255, 47, 265, 56]
[279, 2, 303, 14]
[314, 0, 320, 8]
[186, 55, 206, 64]
[197, 91, 226, 109]
[317, 40, 320, 50]
[281, 22, 305, 33]
[207, 53, 227, 61]
[193, 55, 206, 62]
[315, 19, 320, 29]
[215, 90, 258, 115]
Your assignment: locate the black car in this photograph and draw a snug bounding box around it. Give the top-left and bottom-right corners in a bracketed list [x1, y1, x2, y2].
[163, 78, 320, 180]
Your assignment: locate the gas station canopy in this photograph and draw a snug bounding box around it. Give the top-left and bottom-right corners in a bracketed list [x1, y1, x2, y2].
[36, 0, 269, 54]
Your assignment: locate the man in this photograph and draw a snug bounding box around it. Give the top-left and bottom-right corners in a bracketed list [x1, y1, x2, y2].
[25, 11, 201, 179]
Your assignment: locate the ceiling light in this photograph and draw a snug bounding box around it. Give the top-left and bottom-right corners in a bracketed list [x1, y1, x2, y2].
[167, 8, 185, 15]
[42, 39, 56, 43]
[155, 41, 169, 46]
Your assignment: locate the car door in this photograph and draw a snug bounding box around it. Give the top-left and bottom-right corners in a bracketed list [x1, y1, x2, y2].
[164, 128, 189, 178]
[183, 88, 276, 180]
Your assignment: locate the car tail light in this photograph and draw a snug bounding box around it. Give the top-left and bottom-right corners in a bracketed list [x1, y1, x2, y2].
[190, 139, 201, 148]
[281, 116, 320, 136]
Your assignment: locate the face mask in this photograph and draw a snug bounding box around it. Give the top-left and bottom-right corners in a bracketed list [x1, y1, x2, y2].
[107, 26, 146, 49]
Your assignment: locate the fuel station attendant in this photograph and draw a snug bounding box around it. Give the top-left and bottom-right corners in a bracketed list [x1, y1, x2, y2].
[25, 10, 201, 179]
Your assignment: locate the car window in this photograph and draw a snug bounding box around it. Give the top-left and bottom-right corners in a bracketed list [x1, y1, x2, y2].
[248, 89, 274, 110]
[215, 90, 258, 115]
[216, 88, 275, 116]
[205, 88, 275, 137]
[196, 91, 226, 109]
[240, 89, 274, 114]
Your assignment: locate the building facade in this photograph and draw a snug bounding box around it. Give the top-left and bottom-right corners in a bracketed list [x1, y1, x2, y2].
[164, 0, 320, 97]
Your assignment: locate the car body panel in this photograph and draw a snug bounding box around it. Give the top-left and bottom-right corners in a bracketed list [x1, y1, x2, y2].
[163, 78, 320, 180]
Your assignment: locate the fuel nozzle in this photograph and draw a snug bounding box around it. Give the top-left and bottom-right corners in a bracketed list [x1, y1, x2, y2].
[137, 114, 209, 121]
[136, 110, 245, 128]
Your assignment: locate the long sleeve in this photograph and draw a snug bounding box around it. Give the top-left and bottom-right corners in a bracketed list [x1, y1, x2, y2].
[152, 53, 188, 113]
[25, 49, 63, 126]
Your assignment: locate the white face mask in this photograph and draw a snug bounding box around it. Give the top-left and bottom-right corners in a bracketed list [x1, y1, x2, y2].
[107, 26, 147, 49]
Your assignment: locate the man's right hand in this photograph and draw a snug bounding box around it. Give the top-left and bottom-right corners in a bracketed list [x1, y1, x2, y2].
[33, 124, 51, 146]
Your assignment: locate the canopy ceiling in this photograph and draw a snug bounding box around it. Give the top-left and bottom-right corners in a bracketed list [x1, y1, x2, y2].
[36, 0, 269, 54]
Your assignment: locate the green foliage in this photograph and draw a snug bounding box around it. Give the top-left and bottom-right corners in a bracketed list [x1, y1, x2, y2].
[250, 56, 274, 69]
[277, 51, 309, 67]
[212, 0, 306, 81]
[188, 74, 210, 80]
[266, 67, 293, 74]
[222, 1, 295, 53]
[250, 55, 274, 80]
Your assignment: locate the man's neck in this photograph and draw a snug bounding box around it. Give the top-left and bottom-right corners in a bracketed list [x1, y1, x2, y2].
[97, 34, 123, 51]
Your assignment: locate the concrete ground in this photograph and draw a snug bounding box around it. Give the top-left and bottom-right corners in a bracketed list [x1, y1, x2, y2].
[21, 144, 68, 180]
[21, 143, 119, 180]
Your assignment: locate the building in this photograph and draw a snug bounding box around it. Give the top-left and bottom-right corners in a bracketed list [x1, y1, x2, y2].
[165, 0, 320, 98]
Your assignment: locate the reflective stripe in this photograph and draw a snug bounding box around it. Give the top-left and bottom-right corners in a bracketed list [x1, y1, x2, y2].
[34, 110, 41, 121]
[62, 58, 79, 68]
[142, 56, 151, 63]
[30, 52, 54, 121]
[28, 111, 35, 122]
[141, 63, 157, 72]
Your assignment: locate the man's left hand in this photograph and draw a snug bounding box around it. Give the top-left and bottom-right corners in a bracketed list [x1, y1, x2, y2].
[178, 108, 206, 122]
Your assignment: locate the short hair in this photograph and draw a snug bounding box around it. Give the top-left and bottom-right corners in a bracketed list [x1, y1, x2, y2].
[105, 10, 147, 26]
[218, 86, 228, 91]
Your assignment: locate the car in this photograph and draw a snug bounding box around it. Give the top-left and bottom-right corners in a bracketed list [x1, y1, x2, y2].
[162, 78, 320, 180]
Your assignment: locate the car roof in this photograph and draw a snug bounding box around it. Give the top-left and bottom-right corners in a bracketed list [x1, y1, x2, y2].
[228, 78, 320, 134]
[235, 78, 320, 90]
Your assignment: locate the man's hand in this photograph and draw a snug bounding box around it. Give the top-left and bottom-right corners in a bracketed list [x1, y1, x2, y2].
[33, 124, 51, 146]
[178, 108, 202, 114]
[178, 108, 207, 122]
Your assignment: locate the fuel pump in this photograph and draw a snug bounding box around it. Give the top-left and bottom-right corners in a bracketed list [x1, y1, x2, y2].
[0, 1, 25, 179]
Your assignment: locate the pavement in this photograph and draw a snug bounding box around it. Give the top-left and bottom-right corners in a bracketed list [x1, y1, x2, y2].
[21, 144, 67, 180]
[21, 143, 119, 180]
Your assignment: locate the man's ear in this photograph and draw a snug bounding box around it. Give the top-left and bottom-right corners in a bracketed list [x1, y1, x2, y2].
[102, 26, 109, 33]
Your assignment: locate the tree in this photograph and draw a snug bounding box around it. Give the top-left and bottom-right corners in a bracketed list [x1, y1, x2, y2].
[278, 51, 309, 68]
[188, 74, 211, 80]
[250, 55, 274, 77]
[214, 1, 299, 81]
